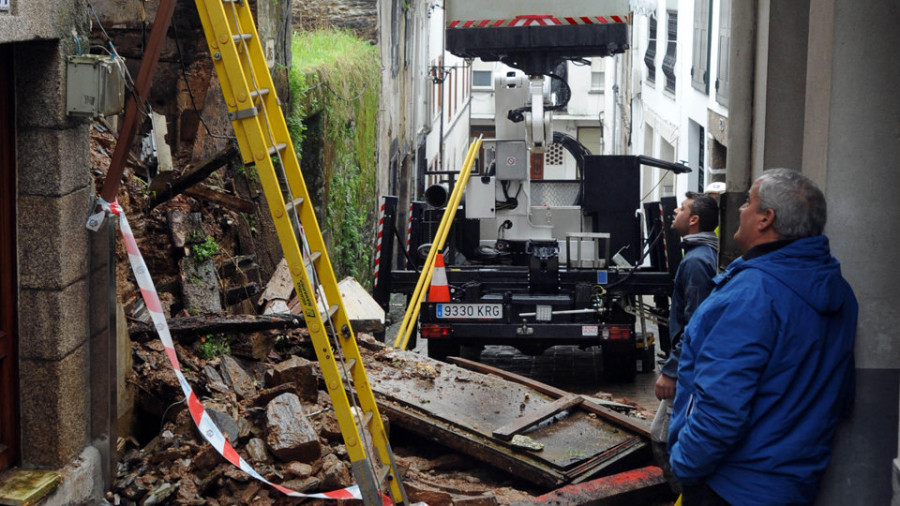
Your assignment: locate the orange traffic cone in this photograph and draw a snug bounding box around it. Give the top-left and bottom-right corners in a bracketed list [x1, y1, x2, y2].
[428, 253, 451, 302]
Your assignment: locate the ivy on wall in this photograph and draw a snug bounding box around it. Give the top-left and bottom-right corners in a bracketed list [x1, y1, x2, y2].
[286, 29, 380, 289]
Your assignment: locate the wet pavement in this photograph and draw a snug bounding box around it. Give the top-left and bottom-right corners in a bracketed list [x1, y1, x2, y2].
[385, 294, 664, 415]
[401, 337, 662, 415]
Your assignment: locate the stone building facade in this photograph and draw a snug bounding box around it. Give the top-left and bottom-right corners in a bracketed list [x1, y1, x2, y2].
[0, 0, 288, 502]
[0, 1, 115, 503]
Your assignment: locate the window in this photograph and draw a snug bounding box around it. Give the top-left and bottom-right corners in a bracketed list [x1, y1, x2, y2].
[662, 11, 678, 94]
[590, 58, 605, 91]
[692, 0, 711, 93]
[644, 16, 657, 84]
[578, 127, 603, 155]
[473, 70, 492, 88]
[391, 0, 401, 77]
[716, 0, 731, 106]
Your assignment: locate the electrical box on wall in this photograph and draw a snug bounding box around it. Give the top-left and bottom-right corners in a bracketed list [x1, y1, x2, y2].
[66, 54, 126, 118]
[495, 140, 527, 181]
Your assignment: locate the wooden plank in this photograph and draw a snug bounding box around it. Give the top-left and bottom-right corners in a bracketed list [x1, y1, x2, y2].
[493, 395, 583, 441]
[99, 0, 176, 204]
[449, 357, 651, 439]
[129, 313, 304, 343]
[185, 185, 255, 213]
[374, 398, 567, 488]
[148, 145, 239, 209]
[337, 277, 385, 330]
[516, 466, 670, 505]
[258, 258, 293, 312]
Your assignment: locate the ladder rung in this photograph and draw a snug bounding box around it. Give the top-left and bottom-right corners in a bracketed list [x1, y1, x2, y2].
[361, 410, 374, 428]
[232, 33, 253, 42]
[285, 196, 304, 212]
[377, 464, 391, 483]
[322, 304, 339, 320]
[305, 250, 321, 268]
[228, 106, 258, 121]
[345, 358, 357, 370]
[250, 88, 270, 100]
[268, 143, 287, 155]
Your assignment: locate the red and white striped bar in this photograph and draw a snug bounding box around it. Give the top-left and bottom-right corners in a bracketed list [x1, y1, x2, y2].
[448, 14, 628, 28]
[373, 198, 386, 289]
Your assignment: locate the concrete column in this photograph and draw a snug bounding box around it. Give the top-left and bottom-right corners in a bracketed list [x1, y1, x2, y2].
[15, 40, 94, 469]
[811, 0, 900, 503]
[720, 0, 756, 267]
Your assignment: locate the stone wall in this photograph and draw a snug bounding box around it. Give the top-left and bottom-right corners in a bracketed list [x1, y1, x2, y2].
[292, 0, 378, 43]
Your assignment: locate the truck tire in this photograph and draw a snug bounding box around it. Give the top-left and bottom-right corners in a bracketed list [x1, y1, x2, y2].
[602, 348, 637, 382]
[427, 340, 460, 362]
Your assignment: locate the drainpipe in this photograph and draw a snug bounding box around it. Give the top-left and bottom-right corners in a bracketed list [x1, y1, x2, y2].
[611, 55, 618, 154]
[720, 0, 757, 268]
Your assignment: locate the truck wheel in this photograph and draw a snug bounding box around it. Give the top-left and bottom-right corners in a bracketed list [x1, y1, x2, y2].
[427, 340, 460, 362]
[602, 349, 637, 382]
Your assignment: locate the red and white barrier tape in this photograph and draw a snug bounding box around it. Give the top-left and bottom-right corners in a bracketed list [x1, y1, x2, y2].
[98, 198, 389, 503]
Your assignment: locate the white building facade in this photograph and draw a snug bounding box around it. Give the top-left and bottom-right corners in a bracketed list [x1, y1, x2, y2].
[630, 0, 731, 202]
[377, 0, 471, 225]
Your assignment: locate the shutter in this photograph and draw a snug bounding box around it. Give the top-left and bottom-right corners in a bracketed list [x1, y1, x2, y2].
[692, 0, 711, 93]
[644, 16, 657, 83]
[716, 0, 731, 105]
[662, 11, 678, 93]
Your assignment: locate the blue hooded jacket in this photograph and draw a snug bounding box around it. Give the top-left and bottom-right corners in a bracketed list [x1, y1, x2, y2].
[668, 235, 857, 505]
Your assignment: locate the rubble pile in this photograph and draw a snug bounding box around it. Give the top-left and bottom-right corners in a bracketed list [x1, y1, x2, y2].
[111, 330, 537, 506]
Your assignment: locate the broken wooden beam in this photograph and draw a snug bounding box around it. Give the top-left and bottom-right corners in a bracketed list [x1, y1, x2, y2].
[493, 395, 583, 441]
[185, 185, 255, 213]
[449, 356, 651, 439]
[512, 465, 672, 505]
[149, 145, 239, 208]
[129, 313, 303, 343]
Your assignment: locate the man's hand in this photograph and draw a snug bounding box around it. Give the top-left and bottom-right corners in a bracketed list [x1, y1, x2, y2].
[655, 374, 676, 400]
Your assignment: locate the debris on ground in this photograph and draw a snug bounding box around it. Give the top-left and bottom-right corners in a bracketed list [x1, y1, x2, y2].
[91, 107, 672, 506]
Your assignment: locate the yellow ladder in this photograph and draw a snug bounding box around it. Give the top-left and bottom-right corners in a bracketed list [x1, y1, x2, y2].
[194, 1, 407, 504]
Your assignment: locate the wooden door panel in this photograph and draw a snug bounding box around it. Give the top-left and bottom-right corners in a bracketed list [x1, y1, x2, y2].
[0, 42, 19, 471]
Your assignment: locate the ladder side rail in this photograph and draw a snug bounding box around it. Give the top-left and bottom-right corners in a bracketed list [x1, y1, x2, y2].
[227, 0, 386, 467]
[195, 1, 255, 163]
[221, 8, 398, 484]
[197, 0, 405, 502]
[196, 0, 373, 471]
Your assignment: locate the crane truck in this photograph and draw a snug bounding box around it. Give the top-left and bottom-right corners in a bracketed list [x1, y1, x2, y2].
[375, 0, 689, 380]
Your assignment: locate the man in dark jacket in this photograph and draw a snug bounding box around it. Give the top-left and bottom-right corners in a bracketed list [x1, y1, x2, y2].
[651, 191, 718, 490]
[656, 191, 719, 400]
[668, 169, 857, 505]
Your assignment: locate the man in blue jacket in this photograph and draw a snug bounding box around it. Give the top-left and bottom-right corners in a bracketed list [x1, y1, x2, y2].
[668, 169, 857, 505]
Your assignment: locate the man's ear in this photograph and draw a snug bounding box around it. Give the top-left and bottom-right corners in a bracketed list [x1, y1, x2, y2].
[689, 214, 700, 227]
[758, 208, 776, 231]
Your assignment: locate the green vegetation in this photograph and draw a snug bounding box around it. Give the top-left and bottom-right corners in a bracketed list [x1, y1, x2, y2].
[191, 235, 220, 263]
[287, 29, 380, 289]
[196, 333, 231, 359]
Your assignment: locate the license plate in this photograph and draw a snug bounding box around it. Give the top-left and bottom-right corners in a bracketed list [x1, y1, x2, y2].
[435, 303, 503, 319]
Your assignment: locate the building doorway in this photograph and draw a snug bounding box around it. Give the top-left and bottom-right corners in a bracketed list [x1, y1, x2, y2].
[0, 43, 20, 472]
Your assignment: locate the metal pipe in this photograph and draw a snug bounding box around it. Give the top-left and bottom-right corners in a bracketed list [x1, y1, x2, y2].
[394, 136, 483, 349]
